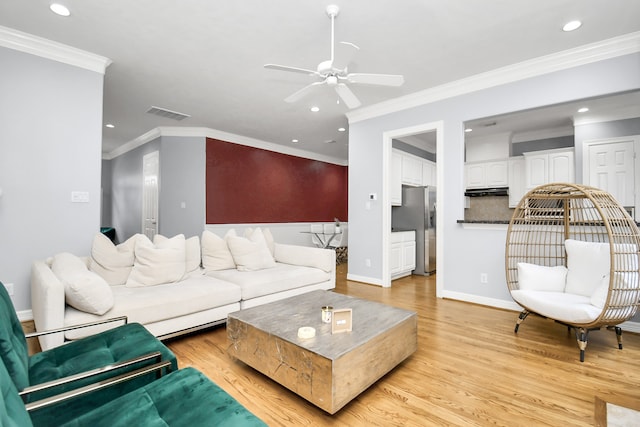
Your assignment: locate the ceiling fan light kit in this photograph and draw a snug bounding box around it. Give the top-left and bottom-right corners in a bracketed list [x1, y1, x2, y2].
[264, 4, 404, 109]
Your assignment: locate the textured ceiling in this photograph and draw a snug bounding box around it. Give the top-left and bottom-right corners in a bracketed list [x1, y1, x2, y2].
[1, 0, 639, 162]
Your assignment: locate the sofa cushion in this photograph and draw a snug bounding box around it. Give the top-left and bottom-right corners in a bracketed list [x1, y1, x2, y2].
[244, 227, 275, 256]
[127, 234, 186, 287]
[60, 367, 267, 427]
[64, 274, 242, 339]
[564, 239, 610, 297]
[52, 252, 114, 315]
[201, 229, 236, 271]
[227, 228, 276, 271]
[511, 289, 601, 324]
[89, 233, 138, 286]
[517, 263, 567, 292]
[206, 262, 331, 300]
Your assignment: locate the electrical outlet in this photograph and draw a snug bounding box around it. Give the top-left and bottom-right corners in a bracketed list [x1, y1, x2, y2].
[3, 282, 14, 296]
[365, 258, 371, 267]
[480, 273, 488, 284]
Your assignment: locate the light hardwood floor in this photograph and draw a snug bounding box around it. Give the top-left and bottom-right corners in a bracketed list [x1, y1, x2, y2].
[166, 264, 640, 426]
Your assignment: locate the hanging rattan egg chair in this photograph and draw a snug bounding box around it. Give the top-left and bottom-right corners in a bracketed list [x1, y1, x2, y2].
[505, 183, 640, 361]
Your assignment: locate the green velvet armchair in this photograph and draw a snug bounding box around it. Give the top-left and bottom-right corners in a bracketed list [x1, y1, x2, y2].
[0, 356, 267, 426]
[0, 281, 178, 426]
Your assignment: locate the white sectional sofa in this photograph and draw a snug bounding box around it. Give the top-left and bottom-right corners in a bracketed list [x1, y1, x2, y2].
[31, 228, 335, 350]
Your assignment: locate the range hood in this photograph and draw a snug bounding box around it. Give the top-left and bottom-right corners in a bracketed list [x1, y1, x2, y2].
[464, 187, 509, 197]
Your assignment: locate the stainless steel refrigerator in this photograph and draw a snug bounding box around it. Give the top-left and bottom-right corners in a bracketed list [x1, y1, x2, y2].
[391, 186, 436, 275]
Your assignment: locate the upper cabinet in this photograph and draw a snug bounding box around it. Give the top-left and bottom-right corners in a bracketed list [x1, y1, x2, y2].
[401, 154, 422, 186]
[524, 148, 574, 189]
[391, 149, 437, 206]
[508, 156, 526, 208]
[464, 159, 508, 189]
[391, 151, 402, 206]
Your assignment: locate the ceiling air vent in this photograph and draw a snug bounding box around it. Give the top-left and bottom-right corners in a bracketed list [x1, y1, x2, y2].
[146, 106, 191, 121]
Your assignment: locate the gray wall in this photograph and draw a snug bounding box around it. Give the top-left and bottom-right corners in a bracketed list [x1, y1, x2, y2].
[511, 135, 574, 156]
[101, 159, 113, 226]
[0, 46, 104, 312]
[158, 136, 206, 239]
[109, 136, 205, 243]
[348, 52, 640, 305]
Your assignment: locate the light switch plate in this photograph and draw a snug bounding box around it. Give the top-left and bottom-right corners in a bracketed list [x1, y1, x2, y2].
[71, 191, 89, 203]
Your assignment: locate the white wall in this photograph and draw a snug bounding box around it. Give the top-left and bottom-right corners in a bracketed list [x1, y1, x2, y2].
[0, 46, 105, 313]
[347, 52, 640, 308]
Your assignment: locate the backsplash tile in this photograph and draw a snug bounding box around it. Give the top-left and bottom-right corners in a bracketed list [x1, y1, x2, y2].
[464, 196, 513, 221]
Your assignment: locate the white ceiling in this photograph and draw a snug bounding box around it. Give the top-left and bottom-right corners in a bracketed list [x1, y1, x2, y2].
[1, 1, 639, 163]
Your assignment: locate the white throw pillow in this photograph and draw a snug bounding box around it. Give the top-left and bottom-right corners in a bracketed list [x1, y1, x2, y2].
[52, 252, 114, 315]
[155, 234, 201, 274]
[517, 263, 567, 292]
[243, 227, 275, 255]
[227, 227, 276, 271]
[127, 234, 186, 287]
[201, 229, 236, 271]
[565, 239, 610, 297]
[89, 233, 138, 285]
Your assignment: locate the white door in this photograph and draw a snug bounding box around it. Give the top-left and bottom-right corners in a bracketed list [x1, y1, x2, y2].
[142, 151, 159, 239]
[587, 139, 635, 207]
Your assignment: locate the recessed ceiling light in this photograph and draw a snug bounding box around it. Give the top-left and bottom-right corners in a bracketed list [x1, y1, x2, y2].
[577, 107, 589, 113]
[465, 128, 473, 133]
[310, 106, 320, 112]
[563, 20, 582, 32]
[50, 3, 71, 17]
[338, 127, 346, 132]
[291, 139, 299, 143]
[105, 123, 115, 128]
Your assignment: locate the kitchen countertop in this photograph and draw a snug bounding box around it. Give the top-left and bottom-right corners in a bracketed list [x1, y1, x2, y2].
[391, 228, 417, 232]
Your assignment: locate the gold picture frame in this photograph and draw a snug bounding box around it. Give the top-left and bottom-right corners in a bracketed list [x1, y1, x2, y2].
[331, 308, 353, 334]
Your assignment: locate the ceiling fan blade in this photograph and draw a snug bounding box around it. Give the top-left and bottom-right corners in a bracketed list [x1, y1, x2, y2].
[284, 81, 326, 103]
[335, 83, 361, 109]
[332, 41, 360, 71]
[264, 64, 318, 76]
[346, 73, 405, 87]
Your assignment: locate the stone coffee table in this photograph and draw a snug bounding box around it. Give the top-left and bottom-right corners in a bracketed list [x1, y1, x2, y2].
[227, 290, 417, 414]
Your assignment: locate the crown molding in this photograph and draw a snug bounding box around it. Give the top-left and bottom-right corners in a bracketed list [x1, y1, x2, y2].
[103, 126, 348, 166]
[0, 25, 111, 74]
[347, 31, 640, 124]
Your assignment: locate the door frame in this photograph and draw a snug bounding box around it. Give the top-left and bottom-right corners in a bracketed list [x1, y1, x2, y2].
[382, 121, 444, 297]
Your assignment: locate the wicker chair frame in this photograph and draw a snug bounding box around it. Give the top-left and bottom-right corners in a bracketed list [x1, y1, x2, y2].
[505, 183, 640, 361]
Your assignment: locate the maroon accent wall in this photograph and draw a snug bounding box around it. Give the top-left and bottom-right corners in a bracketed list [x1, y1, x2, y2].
[206, 138, 348, 224]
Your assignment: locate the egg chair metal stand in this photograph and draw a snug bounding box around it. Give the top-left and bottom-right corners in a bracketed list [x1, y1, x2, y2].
[505, 183, 640, 361]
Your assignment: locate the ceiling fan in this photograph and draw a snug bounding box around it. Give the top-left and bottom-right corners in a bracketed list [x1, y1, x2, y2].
[264, 4, 404, 109]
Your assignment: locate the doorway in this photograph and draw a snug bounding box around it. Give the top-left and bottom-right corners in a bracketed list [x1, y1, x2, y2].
[383, 121, 444, 297]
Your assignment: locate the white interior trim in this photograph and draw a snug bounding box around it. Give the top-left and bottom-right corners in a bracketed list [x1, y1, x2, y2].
[0, 25, 112, 74]
[383, 121, 444, 294]
[104, 126, 348, 166]
[347, 31, 640, 125]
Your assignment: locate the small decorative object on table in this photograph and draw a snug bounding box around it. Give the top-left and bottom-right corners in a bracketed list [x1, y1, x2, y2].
[321, 306, 333, 323]
[331, 308, 352, 334]
[334, 218, 341, 234]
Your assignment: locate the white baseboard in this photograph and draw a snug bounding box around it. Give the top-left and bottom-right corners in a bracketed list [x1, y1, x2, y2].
[346, 273, 386, 287]
[441, 290, 640, 333]
[17, 309, 33, 322]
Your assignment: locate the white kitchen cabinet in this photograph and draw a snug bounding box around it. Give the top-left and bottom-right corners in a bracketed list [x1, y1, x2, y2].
[508, 156, 526, 208]
[422, 159, 436, 187]
[391, 150, 402, 206]
[390, 230, 416, 279]
[401, 154, 422, 186]
[465, 160, 508, 189]
[524, 148, 574, 189]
